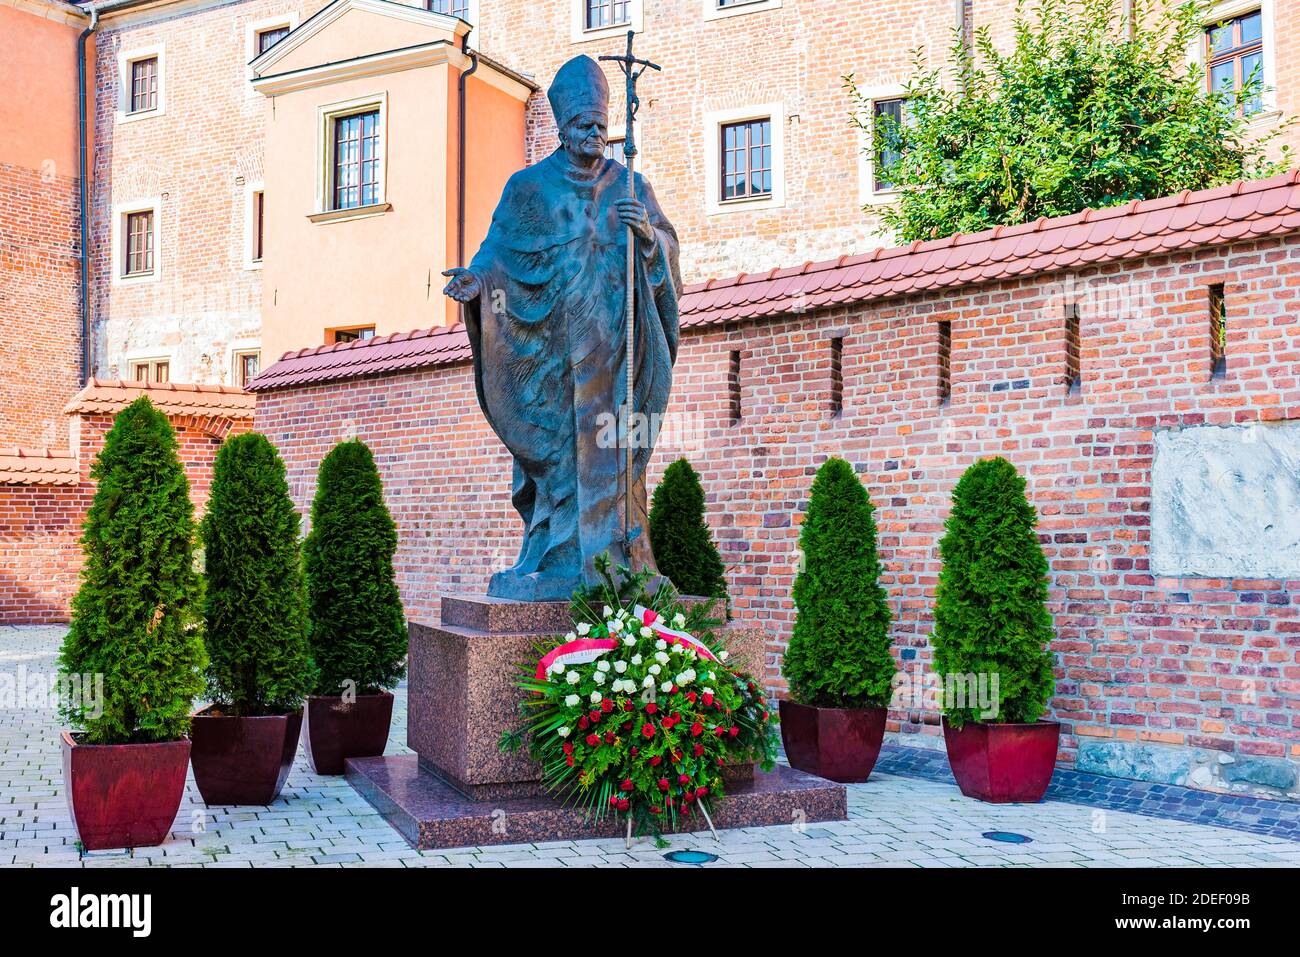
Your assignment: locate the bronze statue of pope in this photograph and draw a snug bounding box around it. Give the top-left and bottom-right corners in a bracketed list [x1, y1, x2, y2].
[443, 55, 682, 601]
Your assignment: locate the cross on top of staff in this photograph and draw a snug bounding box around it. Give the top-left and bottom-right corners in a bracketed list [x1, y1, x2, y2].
[599, 30, 660, 162]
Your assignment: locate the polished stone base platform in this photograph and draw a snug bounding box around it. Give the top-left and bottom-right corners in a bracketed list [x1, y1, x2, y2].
[406, 594, 764, 800]
[346, 754, 848, 850]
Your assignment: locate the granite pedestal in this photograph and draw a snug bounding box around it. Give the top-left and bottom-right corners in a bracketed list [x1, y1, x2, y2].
[348, 594, 847, 848]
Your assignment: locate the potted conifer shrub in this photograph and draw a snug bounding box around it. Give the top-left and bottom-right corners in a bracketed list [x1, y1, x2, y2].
[779, 457, 894, 783]
[933, 456, 1059, 803]
[649, 458, 730, 616]
[190, 432, 314, 805]
[301, 440, 407, 774]
[58, 397, 207, 850]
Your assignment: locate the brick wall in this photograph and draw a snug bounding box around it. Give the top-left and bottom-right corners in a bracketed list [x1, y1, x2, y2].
[0, 162, 82, 449]
[255, 232, 1300, 796]
[66, 0, 1300, 390]
[0, 407, 248, 625]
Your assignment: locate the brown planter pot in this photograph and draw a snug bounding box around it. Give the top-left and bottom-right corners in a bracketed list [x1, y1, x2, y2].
[778, 700, 886, 783]
[302, 693, 394, 775]
[62, 731, 190, 851]
[942, 717, 1061, 803]
[189, 706, 301, 805]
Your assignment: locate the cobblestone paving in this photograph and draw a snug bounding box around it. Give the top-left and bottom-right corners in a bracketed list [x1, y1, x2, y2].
[4, 625, 1298, 868]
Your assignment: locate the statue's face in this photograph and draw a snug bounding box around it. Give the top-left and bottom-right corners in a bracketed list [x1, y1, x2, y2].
[561, 111, 608, 164]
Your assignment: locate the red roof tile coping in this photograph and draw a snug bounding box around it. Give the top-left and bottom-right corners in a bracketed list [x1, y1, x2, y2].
[65, 379, 255, 418]
[248, 170, 1300, 393]
[0, 447, 78, 486]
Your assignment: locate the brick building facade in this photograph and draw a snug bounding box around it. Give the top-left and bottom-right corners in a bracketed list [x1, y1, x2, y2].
[9, 0, 1295, 424]
[0, 380, 252, 624]
[250, 173, 1300, 800]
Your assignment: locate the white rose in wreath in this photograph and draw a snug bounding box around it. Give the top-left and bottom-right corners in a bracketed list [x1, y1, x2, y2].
[614, 660, 628, 673]
[558, 726, 571, 738]
[566, 671, 580, 685]
[565, 694, 580, 707]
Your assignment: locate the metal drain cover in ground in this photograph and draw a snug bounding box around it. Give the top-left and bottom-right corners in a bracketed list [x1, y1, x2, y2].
[982, 831, 1033, 844]
[664, 849, 720, 865]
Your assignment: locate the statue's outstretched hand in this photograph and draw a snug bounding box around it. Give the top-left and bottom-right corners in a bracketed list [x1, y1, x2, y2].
[441, 267, 482, 303]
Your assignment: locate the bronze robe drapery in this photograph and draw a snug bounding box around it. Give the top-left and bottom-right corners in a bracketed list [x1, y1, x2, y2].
[464, 151, 682, 601]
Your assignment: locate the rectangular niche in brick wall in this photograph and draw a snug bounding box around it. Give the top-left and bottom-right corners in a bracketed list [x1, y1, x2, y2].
[1151, 421, 1300, 578]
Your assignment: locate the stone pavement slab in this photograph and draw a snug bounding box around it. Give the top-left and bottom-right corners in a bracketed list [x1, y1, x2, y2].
[2, 625, 1296, 869]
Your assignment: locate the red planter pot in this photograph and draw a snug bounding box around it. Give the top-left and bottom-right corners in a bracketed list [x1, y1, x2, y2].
[62, 731, 190, 851]
[302, 693, 394, 775]
[778, 700, 886, 783]
[189, 707, 301, 806]
[942, 718, 1061, 803]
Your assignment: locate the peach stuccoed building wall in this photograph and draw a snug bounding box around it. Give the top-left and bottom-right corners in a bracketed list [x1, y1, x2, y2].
[0, 1, 91, 448]
[253, 2, 530, 364]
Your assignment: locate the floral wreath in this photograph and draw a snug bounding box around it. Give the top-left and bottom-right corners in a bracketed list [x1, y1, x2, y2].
[501, 557, 777, 838]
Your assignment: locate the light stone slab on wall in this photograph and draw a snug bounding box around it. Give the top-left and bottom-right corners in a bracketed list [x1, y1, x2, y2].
[1151, 421, 1300, 578]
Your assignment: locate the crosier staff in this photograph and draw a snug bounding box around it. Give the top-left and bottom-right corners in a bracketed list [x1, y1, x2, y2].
[599, 30, 660, 560]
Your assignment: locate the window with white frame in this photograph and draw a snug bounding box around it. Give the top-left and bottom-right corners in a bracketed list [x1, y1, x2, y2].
[703, 103, 785, 215]
[244, 183, 265, 269]
[1207, 9, 1264, 115]
[1193, 1, 1276, 120]
[233, 349, 261, 388]
[112, 199, 161, 284]
[117, 46, 165, 121]
[855, 86, 911, 206]
[245, 15, 299, 90]
[703, 0, 782, 23]
[572, 0, 642, 43]
[313, 95, 389, 221]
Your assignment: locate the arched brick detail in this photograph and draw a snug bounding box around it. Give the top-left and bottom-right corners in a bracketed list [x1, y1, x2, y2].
[169, 412, 250, 442]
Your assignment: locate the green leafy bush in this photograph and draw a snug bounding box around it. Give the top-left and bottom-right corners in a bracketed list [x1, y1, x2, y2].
[201, 432, 314, 716]
[649, 458, 729, 614]
[932, 457, 1056, 726]
[782, 458, 894, 709]
[854, 0, 1289, 243]
[58, 396, 207, 744]
[303, 440, 407, 696]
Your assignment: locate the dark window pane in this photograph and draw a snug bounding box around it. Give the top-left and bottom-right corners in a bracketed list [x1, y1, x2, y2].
[1240, 11, 1263, 45]
[873, 97, 908, 191]
[1207, 22, 1233, 54]
[257, 26, 290, 54]
[253, 191, 265, 261]
[605, 138, 625, 164]
[1210, 58, 1236, 94]
[125, 210, 154, 276]
[719, 118, 772, 201]
[238, 352, 260, 387]
[427, 0, 471, 17]
[332, 110, 381, 210]
[130, 57, 158, 113]
[586, 0, 627, 29]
